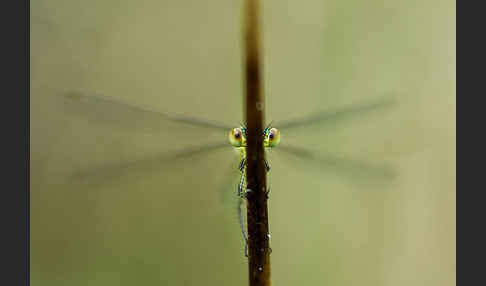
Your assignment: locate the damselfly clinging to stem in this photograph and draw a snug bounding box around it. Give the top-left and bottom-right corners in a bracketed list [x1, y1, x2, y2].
[64, 91, 396, 256]
[229, 123, 280, 256]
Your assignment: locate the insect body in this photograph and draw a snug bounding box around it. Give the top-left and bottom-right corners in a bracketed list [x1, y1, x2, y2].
[228, 126, 280, 256]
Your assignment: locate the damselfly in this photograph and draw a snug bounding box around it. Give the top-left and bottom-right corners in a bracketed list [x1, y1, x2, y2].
[64, 91, 395, 256]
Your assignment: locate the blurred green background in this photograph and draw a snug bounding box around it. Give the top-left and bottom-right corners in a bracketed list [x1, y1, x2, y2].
[30, 0, 455, 285]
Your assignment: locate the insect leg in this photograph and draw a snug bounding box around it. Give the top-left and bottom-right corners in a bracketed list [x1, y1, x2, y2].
[265, 186, 271, 199]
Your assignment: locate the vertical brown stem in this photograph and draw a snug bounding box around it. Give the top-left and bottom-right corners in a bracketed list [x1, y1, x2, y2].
[243, 0, 271, 285]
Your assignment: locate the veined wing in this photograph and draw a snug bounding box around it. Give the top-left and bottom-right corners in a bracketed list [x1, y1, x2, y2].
[71, 142, 229, 184]
[275, 144, 395, 181]
[275, 95, 396, 131]
[64, 91, 233, 131]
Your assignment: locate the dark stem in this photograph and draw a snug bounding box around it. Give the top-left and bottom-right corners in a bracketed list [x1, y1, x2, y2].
[244, 1, 271, 285]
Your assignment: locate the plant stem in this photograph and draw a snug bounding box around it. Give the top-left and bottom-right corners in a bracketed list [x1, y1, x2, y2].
[243, 0, 271, 285]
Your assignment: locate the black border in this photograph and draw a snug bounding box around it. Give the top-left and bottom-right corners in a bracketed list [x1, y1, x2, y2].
[1, 0, 29, 285]
[458, 2, 483, 285]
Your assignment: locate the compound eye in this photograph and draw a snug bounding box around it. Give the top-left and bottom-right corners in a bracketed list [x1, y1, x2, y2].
[229, 127, 243, 147]
[267, 128, 280, 147]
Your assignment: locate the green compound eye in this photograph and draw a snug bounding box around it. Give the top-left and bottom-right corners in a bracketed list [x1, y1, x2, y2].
[229, 127, 245, 147]
[265, 127, 280, 148]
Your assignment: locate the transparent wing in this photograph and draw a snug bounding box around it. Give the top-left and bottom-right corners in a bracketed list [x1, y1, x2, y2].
[275, 95, 396, 131]
[275, 144, 396, 181]
[71, 142, 229, 184]
[64, 91, 233, 131]
[217, 155, 243, 204]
